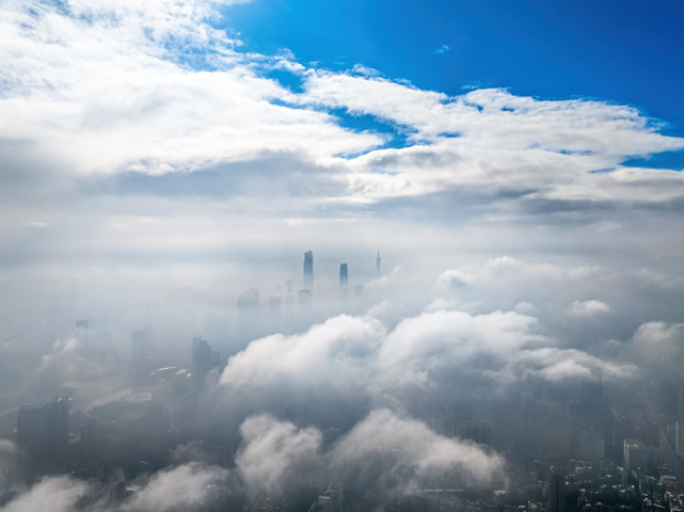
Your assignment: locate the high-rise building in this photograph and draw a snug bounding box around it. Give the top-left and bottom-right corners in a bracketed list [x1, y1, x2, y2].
[17, 397, 69, 473]
[303, 251, 313, 290]
[339, 263, 348, 299]
[578, 430, 605, 462]
[192, 334, 221, 387]
[547, 468, 566, 512]
[376, 249, 381, 279]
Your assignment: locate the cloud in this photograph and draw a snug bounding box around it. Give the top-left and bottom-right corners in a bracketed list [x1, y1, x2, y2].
[219, 314, 385, 396]
[567, 299, 610, 317]
[0, 463, 231, 512]
[1, 477, 88, 512]
[433, 44, 451, 54]
[331, 409, 502, 487]
[351, 63, 382, 77]
[219, 304, 634, 408]
[236, 415, 324, 495]
[121, 463, 229, 512]
[234, 410, 502, 498]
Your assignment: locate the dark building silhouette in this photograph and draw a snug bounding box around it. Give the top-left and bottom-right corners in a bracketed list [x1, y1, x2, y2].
[303, 250, 314, 290]
[192, 334, 221, 387]
[548, 468, 567, 512]
[376, 249, 381, 279]
[17, 397, 69, 474]
[339, 263, 348, 300]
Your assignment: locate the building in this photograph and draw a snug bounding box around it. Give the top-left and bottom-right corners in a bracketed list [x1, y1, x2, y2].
[192, 334, 221, 387]
[17, 397, 69, 473]
[457, 419, 493, 446]
[676, 422, 684, 455]
[303, 250, 314, 290]
[578, 430, 605, 462]
[547, 468, 567, 512]
[339, 263, 348, 300]
[624, 439, 663, 470]
[376, 249, 381, 279]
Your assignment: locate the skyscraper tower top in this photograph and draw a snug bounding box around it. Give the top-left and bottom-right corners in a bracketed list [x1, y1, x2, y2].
[376, 249, 381, 279]
[339, 263, 348, 299]
[303, 250, 313, 290]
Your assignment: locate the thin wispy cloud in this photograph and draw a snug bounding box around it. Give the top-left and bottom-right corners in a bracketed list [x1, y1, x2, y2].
[433, 44, 451, 54]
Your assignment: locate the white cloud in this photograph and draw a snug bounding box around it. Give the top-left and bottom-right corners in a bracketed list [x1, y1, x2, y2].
[236, 415, 323, 495]
[433, 44, 450, 54]
[568, 299, 610, 317]
[234, 410, 503, 495]
[331, 409, 502, 486]
[1, 477, 88, 512]
[122, 463, 229, 512]
[219, 305, 634, 403]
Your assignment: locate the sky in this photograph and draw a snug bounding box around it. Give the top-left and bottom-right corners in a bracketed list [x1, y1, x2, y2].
[2, 1, 684, 508]
[0, 0, 682, 313]
[0, 0, 681, 315]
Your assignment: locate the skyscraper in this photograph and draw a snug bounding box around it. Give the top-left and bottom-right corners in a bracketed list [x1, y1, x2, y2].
[191, 334, 220, 387]
[547, 468, 567, 512]
[18, 397, 69, 473]
[339, 263, 348, 299]
[303, 250, 313, 290]
[376, 249, 381, 279]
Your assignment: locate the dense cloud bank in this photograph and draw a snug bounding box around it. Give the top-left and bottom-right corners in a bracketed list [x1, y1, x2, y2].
[219, 307, 634, 405]
[0, 463, 232, 512]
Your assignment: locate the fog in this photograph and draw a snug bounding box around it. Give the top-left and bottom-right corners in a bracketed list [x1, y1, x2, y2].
[2, 0, 684, 511]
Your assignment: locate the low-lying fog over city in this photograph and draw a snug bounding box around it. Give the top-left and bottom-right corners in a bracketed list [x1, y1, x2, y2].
[1, 1, 684, 511]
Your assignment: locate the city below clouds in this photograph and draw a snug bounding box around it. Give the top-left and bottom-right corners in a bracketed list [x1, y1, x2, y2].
[1, 1, 684, 512]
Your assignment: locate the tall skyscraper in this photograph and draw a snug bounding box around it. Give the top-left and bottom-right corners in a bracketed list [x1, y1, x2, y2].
[339, 263, 348, 299]
[191, 334, 220, 387]
[303, 250, 313, 290]
[376, 249, 381, 279]
[18, 397, 69, 473]
[547, 468, 567, 512]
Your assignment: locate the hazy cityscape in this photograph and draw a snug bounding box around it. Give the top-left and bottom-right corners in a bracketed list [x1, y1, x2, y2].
[1, 1, 684, 512]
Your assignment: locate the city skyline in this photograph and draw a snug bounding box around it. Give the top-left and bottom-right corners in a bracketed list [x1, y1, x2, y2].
[1, 1, 684, 512]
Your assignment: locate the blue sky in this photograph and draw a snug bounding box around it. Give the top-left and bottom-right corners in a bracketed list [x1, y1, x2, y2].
[222, 0, 684, 147]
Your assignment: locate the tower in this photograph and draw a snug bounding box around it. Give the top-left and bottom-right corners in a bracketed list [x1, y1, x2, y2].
[303, 251, 313, 290]
[18, 397, 69, 474]
[339, 263, 348, 299]
[548, 468, 566, 512]
[376, 249, 381, 279]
